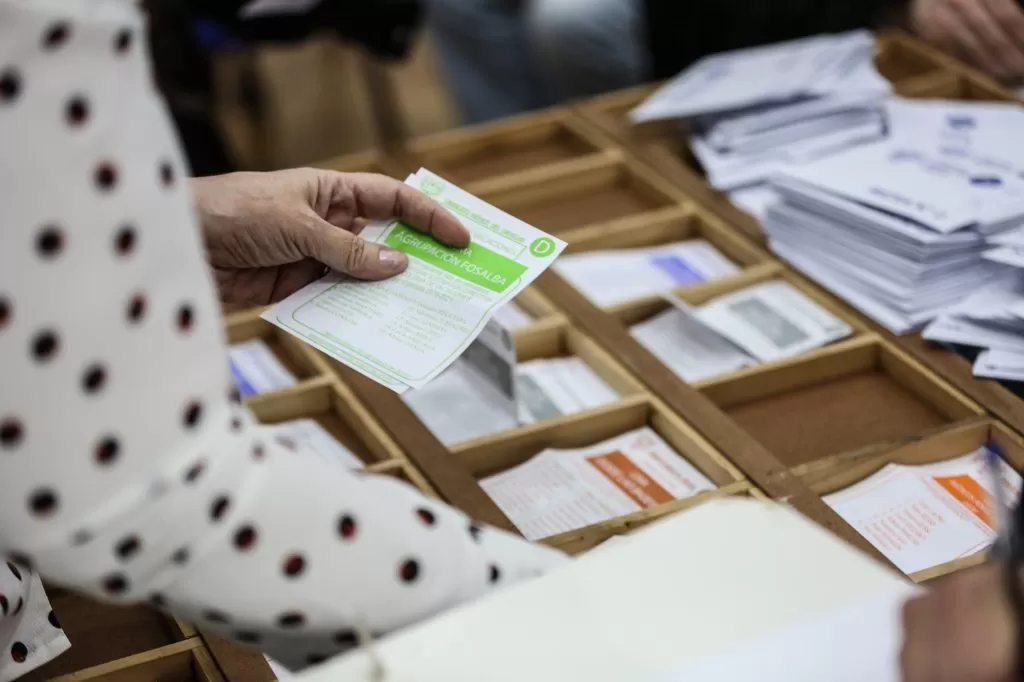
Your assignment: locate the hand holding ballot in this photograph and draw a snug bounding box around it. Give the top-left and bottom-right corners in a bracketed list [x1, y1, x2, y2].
[911, 0, 1024, 84]
[192, 168, 469, 307]
[901, 563, 1018, 682]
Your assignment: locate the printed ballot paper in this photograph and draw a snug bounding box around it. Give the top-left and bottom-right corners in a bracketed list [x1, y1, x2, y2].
[974, 349, 1024, 381]
[228, 339, 298, 397]
[553, 240, 739, 307]
[630, 307, 755, 382]
[481, 428, 715, 541]
[263, 169, 566, 393]
[272, 419, 364, 470]
[824, 447, 1022, 574]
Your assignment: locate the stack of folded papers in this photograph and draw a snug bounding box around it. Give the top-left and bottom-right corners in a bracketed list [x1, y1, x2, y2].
[631, 30, 890, 193]
[765, 97, 1024, 338]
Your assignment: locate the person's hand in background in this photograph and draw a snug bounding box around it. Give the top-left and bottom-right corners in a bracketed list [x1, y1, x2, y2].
[900, 563, 1017, 682]
[911, 0, 1024, 84]
[191, 169, 470, 307]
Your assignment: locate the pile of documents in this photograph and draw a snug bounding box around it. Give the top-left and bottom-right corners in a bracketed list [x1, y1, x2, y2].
[630, 281, 853, 383]
[825, 445, 1021, 574]
[481, 428, 716, 540]
[630, 30, 889, 192]
[402, 318, 619, 446]
[264, 169, 566, 393]
[554, 240, 739, 307]
[765, 97, 1024, 336]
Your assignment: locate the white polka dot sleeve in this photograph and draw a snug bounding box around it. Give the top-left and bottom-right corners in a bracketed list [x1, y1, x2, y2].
[0, 0, 567, 675]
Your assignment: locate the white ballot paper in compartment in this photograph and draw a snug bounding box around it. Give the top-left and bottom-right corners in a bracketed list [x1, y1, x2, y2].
[228, 339, 298, 398]
[403, 318, 520, 445]
[824, 447, 1022, 575]
[480, 427, 715, 541]
[263, 169, 566, 393]
[974, 349, 1024, 381]
[553, 240, 739, 307]
[297, 498, 919, 682]
[517, 357, 619, 424]
[272, 418, 364, 470]
[684, 281, 853, 362]
[630, 305, 756, 382]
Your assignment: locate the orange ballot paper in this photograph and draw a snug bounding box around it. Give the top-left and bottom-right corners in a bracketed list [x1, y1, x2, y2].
[480, 428, 716, 540]
[824, 446, 1022, 574]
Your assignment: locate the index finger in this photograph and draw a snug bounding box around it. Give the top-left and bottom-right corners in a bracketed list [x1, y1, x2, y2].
[340, 172, 470, 249]
[984, 0, 1024, 72]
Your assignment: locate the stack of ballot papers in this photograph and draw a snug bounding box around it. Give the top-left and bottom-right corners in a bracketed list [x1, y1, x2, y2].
[631, 30, 889, 192]
[764, 140, 1024, 333]
[480, 428, 716, 540]
[630, 281, 853, 382]
[272, 418, 364, 469]
[553, 240, 739, 307]
[824, 445, 1021, 574]
[228, 339, 298, 397]
[263, 169, 566, 393]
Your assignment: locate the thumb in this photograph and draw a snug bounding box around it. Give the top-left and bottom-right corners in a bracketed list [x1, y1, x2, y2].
[302, 217, 409, 280]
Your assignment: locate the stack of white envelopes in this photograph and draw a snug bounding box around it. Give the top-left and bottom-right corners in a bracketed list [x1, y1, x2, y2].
[631, 30, 889, 192]
[764, 124, 1024, 334]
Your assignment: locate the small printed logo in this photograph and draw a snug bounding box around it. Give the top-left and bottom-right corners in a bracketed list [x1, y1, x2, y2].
[971, 175, 1003, 187]
[529, 237, 556, 257]
[947, 115, 976, 130]
[419, 175, 445, 197]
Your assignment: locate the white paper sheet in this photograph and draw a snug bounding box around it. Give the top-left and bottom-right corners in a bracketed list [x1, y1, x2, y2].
[554, 240, 739, 307]
[824, 448, 1021, 574]
[688, 281, 852, 362]
[493, 300, 534, 330]
[481, 428, 715, 540]
[517, 357, 619, 424]
[228, 339, 298, 397]
[630, 306, 756, 382]
[974, 349, 1024, 381]
[263, 169, 566, 393]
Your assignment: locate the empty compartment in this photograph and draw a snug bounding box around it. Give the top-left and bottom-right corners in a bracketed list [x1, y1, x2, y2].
[802, 421, 1022, 581]
[248, 380, 394, 467]
[412, 114, 605, 184]
[405, 326, 645, 448]
[19, 594, 183, 680]
[455, 400, 739, 541]
[225, 311, 322, 398]
[480, 158, 681, 235]
[554, 208, 766, 308]
[703, 339, 982, 468]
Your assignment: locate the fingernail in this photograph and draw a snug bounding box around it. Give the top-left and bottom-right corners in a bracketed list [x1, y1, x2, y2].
[378, 248, 407, 270]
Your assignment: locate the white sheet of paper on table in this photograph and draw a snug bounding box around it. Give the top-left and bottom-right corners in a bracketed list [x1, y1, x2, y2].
[227, 339, 298, 397]
[480, 427, 715, 541]
[263, 169, 566, 393]
[553, 240, 739, 307]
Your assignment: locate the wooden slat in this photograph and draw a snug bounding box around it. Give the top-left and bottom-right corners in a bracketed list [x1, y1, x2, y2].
[47, 639, 199, 682]
[201, 633, 276, 682]
[534, 269, 894, 566]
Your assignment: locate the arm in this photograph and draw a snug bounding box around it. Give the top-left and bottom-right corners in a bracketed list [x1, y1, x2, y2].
[0, 0, 564, 672]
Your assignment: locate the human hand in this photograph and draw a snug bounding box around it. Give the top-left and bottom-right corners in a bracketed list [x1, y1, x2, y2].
[191, 169, 469, 306]
[900, 563, 1017, 682]
[911, 0, 1024, 83]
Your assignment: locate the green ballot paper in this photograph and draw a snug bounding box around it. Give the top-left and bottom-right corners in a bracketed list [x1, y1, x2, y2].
[263, 169, 567, 393]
